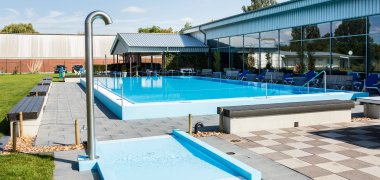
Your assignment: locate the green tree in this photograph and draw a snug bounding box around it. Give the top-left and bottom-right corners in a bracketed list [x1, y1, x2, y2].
[179, 22, 192, 33]
[213, 52, 222, 72]
[138, 25, 174, 33]
[1, 23, 38, 34]
[242, 0, 277, 12]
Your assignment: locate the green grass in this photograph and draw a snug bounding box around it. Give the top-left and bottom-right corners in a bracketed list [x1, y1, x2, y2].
[0, 153, 54, 180]
[0, 74, 48, 137]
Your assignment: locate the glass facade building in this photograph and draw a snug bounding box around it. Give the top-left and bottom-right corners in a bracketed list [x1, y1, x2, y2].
[208, 15, 380, 79]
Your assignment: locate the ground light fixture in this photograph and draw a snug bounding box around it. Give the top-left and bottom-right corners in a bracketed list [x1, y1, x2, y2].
[85, 10, 113, 160]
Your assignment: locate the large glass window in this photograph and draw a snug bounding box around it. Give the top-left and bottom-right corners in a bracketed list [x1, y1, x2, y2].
[260, 30, 279, 70]
[208, 39, 218, 48]
[304, 22, 331, 39]
[218, 37, 230, 48]
[280, 41, 303, 73]
[280, 27, 302, 42]
[218, 37, 230, 69]
[244, 33, 260, 70]
[230, 35, 244, 70]
[332, 36, 366, 75]
[303, 39, 330, 73]
[333, 18, 367, 37]
[369, 15, 380, 34]
[369, 34, 380, 73]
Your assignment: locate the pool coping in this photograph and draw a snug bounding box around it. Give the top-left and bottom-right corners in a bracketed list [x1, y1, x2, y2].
[78, 130, 262, 180]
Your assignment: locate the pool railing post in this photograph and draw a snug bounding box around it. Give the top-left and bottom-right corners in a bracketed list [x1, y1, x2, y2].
[85, 11, 112, 161]
[324, 71, 327, 93]
[265, 83, 268, 99]
[121, 85, 124, 106]
[188, 114, 192, 135]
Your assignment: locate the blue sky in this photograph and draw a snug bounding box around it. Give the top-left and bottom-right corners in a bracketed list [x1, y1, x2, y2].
[0, 0, 288, 34]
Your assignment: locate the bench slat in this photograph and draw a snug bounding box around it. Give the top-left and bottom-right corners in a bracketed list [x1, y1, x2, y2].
[7, 96, 45, 121]
[219, 100, 354, 118]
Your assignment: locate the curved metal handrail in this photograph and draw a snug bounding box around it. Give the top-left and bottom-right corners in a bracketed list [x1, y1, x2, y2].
[301, 70, 327, 93]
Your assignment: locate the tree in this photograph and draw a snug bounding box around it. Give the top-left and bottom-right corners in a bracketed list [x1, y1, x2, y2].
[1, 23, 38, 34]
[242, 0, 277, 12]
[179, 22, 192, 33]
[138, 25, 174, 33]
[213, 52, 222, 72]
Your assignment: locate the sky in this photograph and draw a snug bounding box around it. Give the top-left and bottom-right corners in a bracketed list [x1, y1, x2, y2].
[0, 0, 288, 35]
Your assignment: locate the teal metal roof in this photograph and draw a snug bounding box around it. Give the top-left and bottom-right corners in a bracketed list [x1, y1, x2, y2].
[184, 0, 380, 40]
[110, 33, 208, 54]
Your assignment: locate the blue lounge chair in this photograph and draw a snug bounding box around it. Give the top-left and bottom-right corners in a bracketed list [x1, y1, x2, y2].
[239, 70, 250, 80]
[363, 74, 380, 94]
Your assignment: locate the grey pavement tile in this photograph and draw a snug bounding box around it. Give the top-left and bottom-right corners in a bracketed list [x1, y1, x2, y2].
[294, 165, 332, 178]
[338, 170, 379, 180]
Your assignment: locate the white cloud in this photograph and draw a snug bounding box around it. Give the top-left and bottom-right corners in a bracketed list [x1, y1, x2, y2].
[6, 8, 20, 16]
[48, 10, 64, 18]
[26, 8, 34, 18]
[180, 17, 193, 22]
[122, 6, 147, 13]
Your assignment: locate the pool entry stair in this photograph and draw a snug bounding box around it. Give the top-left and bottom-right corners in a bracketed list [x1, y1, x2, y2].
[78, 130, 261, 180]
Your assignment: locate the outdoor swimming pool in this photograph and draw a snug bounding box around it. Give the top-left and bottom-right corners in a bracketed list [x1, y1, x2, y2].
[79, 130, 261, 180]
[96, 76, 332, 103]
[80, 76, 368, 120]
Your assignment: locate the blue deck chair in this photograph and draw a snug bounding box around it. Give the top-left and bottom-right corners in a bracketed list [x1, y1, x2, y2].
[239, 70, 250, 80]
[363, 74, 380, 94]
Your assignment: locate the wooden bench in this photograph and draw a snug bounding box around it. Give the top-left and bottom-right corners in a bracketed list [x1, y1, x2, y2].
[43, 76, 52, 80]
[7, 96, 45, 121]
[358, 97, 380, 119]
[29, 85, 50, 96]
[37, 80, 52, 86]
[218, 100, 354, 134]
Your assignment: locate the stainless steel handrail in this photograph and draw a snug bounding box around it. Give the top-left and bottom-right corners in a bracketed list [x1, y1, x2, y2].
[301, 71, 327, 94]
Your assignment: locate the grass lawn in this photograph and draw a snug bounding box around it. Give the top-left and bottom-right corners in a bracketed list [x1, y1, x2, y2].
[0, 153, 54, 180]
[0, 74, 48, 137]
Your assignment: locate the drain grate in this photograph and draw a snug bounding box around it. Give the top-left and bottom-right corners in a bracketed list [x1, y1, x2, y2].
[226, 152, 235, 155]
[230, 139, 241, 143]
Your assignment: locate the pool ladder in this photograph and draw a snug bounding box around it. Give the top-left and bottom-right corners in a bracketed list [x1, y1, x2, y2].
[301, 71, 327, 94]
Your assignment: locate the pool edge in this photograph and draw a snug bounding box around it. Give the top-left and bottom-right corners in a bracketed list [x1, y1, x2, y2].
[172, 129, 262, 180]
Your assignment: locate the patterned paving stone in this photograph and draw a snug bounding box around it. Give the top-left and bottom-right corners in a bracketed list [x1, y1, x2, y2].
[314, 174, 347, 180]
[263, 152, 292, 161]
[276, 158, 311, 169]
[359, 166, 380, 178]
[337, 158, 373, 169]
[316, 162, 353, 173]
[282, 149, 312, 158]
[294, 165, 332, 178]
[298, 155, 330, 165]
[357, 156, 380, 165]
[318, 152, 350, 162]
[338, 170, 379, 180]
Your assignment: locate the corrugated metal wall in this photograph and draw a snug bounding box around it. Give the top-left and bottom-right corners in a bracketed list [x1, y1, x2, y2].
[189, 0, 380, 39]
[0, 34, 115, 59]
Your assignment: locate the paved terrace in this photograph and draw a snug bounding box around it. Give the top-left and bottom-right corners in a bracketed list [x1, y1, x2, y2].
[36, 80, 380, 180]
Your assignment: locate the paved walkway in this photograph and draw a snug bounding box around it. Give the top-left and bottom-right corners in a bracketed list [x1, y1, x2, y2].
[36, 82, 218, 146]
[225, 120, 380, 179]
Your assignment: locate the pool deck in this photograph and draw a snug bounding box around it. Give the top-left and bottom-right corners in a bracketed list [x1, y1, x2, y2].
[36, 80, 380, 180]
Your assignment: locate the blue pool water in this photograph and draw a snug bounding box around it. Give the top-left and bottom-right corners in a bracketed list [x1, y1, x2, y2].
[97, 76, 335, 103]
[83, 130, 261, 180]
